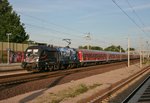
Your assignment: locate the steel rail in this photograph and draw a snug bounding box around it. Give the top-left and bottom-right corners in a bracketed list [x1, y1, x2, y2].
[0, 60, 138, 88]
[0, 69, 24, 72]
[122, 75, 150, 103]
[0, 60, 134, 78]
[84, 65, 150, 103]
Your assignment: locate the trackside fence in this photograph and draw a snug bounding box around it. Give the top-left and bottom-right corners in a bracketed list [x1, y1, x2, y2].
[0, 42, 34, 63]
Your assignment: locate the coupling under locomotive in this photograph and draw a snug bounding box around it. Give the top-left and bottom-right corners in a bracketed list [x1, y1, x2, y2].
[21, 45, 79, 72]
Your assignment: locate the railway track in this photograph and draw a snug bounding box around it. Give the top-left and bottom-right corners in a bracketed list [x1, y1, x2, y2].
[0, 60, 139, 100]
[0, 61, 136, 87]
[122, 75, 150, 103]
[0, 63, 23, 75]
[85, 65, 150, 103]
[0, 68, 23, 72]
[0, 60, 138, 87]
[0, 69, 26, 77]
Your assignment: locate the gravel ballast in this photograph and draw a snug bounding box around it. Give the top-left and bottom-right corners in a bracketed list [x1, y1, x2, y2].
[0, 63, 149, 103]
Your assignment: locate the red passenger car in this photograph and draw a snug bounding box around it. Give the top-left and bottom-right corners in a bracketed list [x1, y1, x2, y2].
[107, 52, 121, 61]
[77, 49, 132, 66]
[78, 49, 108, 65]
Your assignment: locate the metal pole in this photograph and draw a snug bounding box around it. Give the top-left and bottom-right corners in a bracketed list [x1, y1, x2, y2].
[88, 45, 90, 50]
[148, 43, 150, 61]
[120, 46, 121, 53]
[140, 48, 142, 68]
[146, 41, 149, 61]
[7, 33, 11, 64]
[142, 40, 144, 63]
[84, 32, 91, 50]
[7, 34, 9, 64]
[119, 45, 122, 61]
[128, 37, 130, 67]
[140, 38, 142, 68]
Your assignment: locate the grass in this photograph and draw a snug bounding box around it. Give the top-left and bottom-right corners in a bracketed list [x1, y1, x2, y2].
[142, 59, 150, 65]
[44, 83, 102, 103]
[89, 83, 101, 89]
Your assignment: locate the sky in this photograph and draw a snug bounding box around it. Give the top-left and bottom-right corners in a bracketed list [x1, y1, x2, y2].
[8, 0, 150, 50]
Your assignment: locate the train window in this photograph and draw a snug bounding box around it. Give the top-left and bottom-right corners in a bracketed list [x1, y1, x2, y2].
[27, 49, 32, 52]
[26, 49, 38, 57]
[26, 49, 32, 57]
[33, 49, 38, 55]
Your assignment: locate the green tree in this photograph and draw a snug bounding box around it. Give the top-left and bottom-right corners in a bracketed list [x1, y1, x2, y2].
[78, 45, 103, 50]
[0, 0, 29, 43]
[79, 46, 84, 49]
[78, 46, 88, 49]
[104, 45, 125, 52]
[117, 45, 125, 52]
[91, 46, 103, 50]
[126, 47, 135, 51]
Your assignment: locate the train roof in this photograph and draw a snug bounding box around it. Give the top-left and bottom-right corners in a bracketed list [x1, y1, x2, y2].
[26, 45, 58, 52]
[78, 49, 127, 54]
[78, 49, 104, 52]
[107, 51, 127, 54]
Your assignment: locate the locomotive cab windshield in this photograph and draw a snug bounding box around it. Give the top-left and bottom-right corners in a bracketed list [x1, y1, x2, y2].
[26, 49, 38, 57]
[22, 46, 59, 71]
[25, 49, 39, 62]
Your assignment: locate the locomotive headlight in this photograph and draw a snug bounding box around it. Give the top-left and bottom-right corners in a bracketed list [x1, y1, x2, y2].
[36, 57, 39, 62]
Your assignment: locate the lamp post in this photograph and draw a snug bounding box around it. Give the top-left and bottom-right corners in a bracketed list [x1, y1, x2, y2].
[7, 33, 11, 64]
[84, 32, 91, 50]
[128, 37, 130, 67]
[146, 41, 149, 60]
[139, 37, 142, 68]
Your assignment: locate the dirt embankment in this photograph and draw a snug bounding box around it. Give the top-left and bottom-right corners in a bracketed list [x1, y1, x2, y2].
[1, 63, 149, 103]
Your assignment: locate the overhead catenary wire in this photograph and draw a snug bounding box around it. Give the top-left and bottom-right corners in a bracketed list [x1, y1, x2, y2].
[26, 23, 123, 49]
[126, 0, 150, 46]
[18, 12, 117, 41]
[17, 12, 84, 35]
[26, 23, 62, 39]
[25, 23, 92, 45]
[112, 0, 150, 38]
[126, 0, 147, 29]
[18, 12, 115, 47]
[25, 23, 80, 38]
[18, 12, 107, 46]
[16, 10, 129, 49]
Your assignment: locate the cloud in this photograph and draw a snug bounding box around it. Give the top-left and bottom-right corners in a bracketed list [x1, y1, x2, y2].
[143, 27, 150, 32]
[124, 3, 150, 12]
[132, 4, 150, 11]
[111, 2, 150, 14]
[78, 12, 99, 21]
[11, 0, 73, 13]
[15, 7, 47, 13]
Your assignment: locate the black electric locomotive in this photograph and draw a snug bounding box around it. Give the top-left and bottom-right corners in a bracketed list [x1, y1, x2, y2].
[22, 45, 139, 72]
[22, 45, 79, 72]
